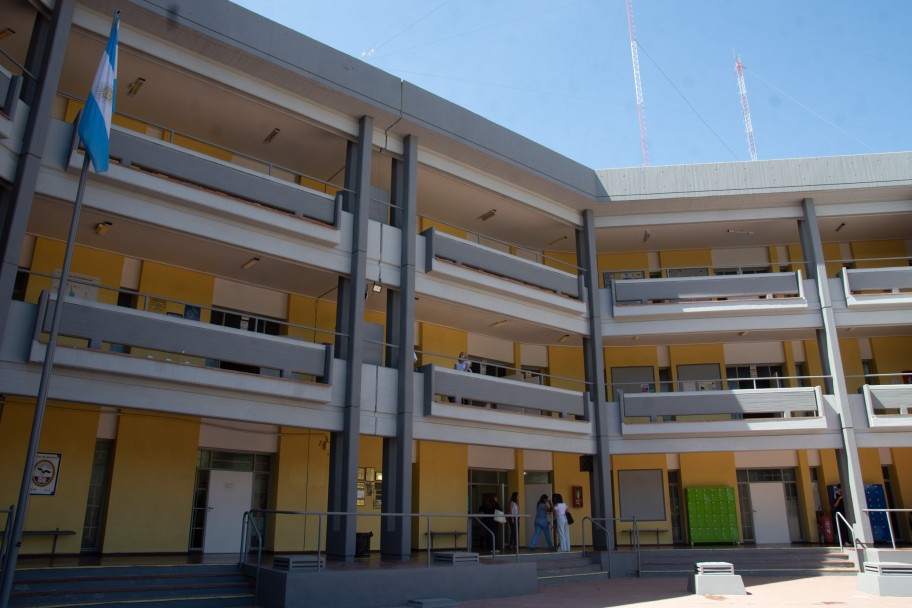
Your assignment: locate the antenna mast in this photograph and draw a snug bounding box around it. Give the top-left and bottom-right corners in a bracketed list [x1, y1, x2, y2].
[625, 0, 649, 166]
[734, 54, 758, 161]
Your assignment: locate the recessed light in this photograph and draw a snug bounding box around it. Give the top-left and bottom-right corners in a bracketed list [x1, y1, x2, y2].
[477, 209, 497, 222]
[241, 257, 260, 270]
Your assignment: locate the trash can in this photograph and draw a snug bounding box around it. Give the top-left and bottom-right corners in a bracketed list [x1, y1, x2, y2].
[355, 531, 373, 557]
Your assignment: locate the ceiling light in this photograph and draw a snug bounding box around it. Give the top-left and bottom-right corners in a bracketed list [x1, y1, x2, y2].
[372, 282, 382, 293]
[490, 320, 508, 328]
[559, 334, 570, 343]
[547, 235, 568, 246]
[477, 209, 497, 222]
[126, 77, 146, 96]
[94, 221, 112, 236]
[835, 222, 846, 232]
[263, 128, 280, 144]
[241, 257, 260, 270]
[642, 230, 650, 243]
[727, 229, 754, 235]
[739, 331, 748, 337]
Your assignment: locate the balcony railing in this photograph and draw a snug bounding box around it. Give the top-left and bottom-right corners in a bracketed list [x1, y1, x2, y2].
[422, 226, 583, 301]
[841, 265, 912, 307]
[421, 364, 589, 423]
[608, 270, 807, 318]
[618, 385, 825, 435]
[862, 383, 912, 428]
[31, 290, 334, 385]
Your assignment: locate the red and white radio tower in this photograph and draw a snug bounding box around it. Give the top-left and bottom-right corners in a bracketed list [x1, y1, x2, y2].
[734, 55, 758, 161]
[625, 0, 649, 166]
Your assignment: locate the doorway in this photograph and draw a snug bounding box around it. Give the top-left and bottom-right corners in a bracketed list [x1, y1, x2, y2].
[203, 470, 254, 553]
[749, 482, 791, 543]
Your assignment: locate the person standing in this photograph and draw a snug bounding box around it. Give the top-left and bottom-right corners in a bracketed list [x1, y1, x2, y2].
[506, 491, 520, 549]
[528, 494, 553, 551]
[454, 352, 472, 372]
[552, 493, 570, 552]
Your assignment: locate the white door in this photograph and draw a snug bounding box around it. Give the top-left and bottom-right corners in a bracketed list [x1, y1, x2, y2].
[749, 482, 791, 544]
[203, 470, 254, 553]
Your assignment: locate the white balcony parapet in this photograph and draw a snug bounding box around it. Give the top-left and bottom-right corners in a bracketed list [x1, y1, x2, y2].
[619, 386, 825, 436]
[842, 266, 912, 307]
[422, 364, 588, 420]
[863, 384, 912, 429]
[609, 271, 806, 319]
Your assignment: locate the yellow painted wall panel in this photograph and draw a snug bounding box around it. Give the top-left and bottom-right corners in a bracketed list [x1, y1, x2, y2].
[546, 346, 585, 392]
[270, 429, 330, 551]
[25, 238, 124, 305]
[870, 337, 912, 378]
[857, 449, 884, 485]
[172, 134, 232, 161]
[418, 323, 467, 368]
[286, 294, 337, 344]
[413, 441, 467, 549]
[103, 412, 200, 553]
[138, 262, 214, 321]
[553, 451, 591, 545]
[0, 399, 99, 554]
[839, 339, 865, 395]
[889, 448, 912, 540]
[612, 454, 671, 544]
[851, 240, 907, 268]
[542, 250, 577, 275]
[419, 217, 466, 239]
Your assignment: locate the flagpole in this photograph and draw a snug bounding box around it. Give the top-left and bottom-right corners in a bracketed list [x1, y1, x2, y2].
[0, 151, 91, 608]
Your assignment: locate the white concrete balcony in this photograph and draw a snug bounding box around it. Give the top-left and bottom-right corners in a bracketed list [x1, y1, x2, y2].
[841, 266, 912, 308]
[607, 271, 808, 320]
[863, 384, 912, 429]
[618, 386, 826, 436]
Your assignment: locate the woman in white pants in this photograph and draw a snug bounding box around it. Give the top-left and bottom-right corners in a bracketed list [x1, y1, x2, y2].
[552, 493, 570, 552]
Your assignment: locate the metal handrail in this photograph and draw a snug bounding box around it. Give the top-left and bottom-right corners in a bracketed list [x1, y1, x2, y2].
[580, 516, 641, 577]
[863, 508, 912, 550]
[241, 509, 530, 574]
[0, 505, 13, 576]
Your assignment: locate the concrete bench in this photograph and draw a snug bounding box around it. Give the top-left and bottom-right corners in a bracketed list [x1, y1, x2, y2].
[0, 528, 76, 556]
[426, 530, 466, 550]
[858, 561, 912, 597]
[432, 551, 479, 565]
[273, 554, 325, 572]
[688, 561, 746, 595]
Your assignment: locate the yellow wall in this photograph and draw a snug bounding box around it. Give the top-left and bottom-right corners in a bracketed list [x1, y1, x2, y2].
[553, 451, 591, 546]
[546, 346, 585, 392]
[413, 441, 467, 549]
[103, 412, 200, 553]
[25, 238, 124, 305]
[417, 323, 467, 368]
[889, 448, 912, 540]
[796, 451, 821, 541]
[0, 398, 99, 554]
[857, 449, 884, 486]
[839, 339, 865, 395]
[286, 293, 337, 344]
[419, 217, 466, 239]
[597, 252, 651, 284]
[138, 262, 214, 319]
[660, 249, 711, 274]
[542, 250, 577, 275]
[870, 337, 912, 379]
[851, 240, 907, 268]
[612, 454, 671, 545]
[679, 452, 739, 542]
[270, 429, 330, 551]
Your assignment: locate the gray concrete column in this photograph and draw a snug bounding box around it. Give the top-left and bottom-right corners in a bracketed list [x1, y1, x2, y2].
[326, 116, 373, 560]
[0, 0, 74, 345]
[577, 209, 614, 548]
[799, 197, 872, 543]
[380, 135, 418, 558]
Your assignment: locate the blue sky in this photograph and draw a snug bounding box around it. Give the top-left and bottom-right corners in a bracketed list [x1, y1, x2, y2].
[229, 1, 911, 170]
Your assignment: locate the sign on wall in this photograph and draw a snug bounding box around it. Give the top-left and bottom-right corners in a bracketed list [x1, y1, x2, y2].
[30, 452, 61, 495]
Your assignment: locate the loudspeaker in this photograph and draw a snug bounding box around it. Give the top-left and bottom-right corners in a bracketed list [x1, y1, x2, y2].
[579, 454, 593, 472]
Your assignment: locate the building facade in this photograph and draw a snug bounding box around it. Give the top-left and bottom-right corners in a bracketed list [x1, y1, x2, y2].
[1, 0, 910, 560]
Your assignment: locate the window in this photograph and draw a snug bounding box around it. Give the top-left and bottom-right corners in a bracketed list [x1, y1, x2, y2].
[726, 364, 784, 390]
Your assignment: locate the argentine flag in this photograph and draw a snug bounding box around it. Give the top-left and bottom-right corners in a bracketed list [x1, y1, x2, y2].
[77, 12, 120, 173]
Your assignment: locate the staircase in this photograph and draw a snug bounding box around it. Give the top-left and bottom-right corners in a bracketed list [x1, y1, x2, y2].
[9, 563, 255, 607]
[638, 546, 857, 577]
[493, 550, 607, 585]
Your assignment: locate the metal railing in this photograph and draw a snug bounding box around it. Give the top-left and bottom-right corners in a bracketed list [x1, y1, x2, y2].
[863, 508, 912, 550]
[0, 505, 13, 578]
[580, 516, 635, 576]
